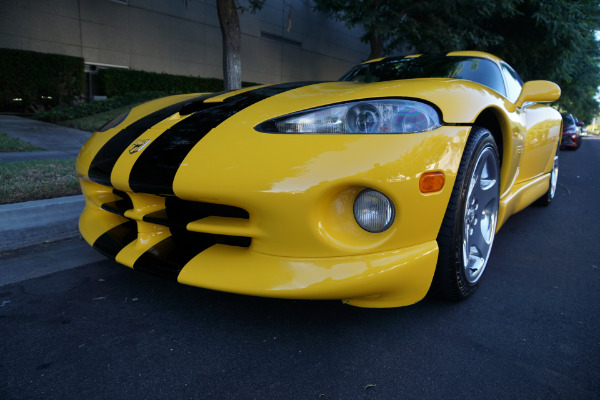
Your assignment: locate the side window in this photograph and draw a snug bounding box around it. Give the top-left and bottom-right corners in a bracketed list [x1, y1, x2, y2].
[501, 64, 523, 103]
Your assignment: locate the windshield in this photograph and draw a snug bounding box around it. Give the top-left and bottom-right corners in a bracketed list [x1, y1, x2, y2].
[340, 56, 506, 97]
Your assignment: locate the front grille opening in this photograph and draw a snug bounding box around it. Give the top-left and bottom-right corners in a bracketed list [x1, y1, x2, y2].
[143, 197, 249, 228]
[101, 189, 134, 216]
[171, 228, 251, 249]
[95, 190, 253, 278]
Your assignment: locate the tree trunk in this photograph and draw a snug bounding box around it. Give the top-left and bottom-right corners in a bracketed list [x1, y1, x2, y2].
[368, 30, 383, 60]
[217, 0, 242, 90]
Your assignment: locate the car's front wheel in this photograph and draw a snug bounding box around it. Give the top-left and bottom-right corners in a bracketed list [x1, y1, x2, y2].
[434, 127, 500, 300]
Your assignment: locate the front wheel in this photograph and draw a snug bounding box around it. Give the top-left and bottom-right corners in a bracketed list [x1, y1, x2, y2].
[433, 127, 500, 300]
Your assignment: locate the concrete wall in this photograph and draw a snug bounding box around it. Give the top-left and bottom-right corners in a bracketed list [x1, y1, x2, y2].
[0, 0, 370, 84]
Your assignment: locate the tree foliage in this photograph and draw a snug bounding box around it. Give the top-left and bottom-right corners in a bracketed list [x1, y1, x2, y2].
[313, 0, 411, 59]
[313, 0, 600, 121]
[487, 0, 600, 122]
[313, 1, 519, 59]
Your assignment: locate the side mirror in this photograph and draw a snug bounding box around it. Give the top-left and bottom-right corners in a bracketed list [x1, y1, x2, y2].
[576, 121, 585, 126]
[515, 80, 561, 108]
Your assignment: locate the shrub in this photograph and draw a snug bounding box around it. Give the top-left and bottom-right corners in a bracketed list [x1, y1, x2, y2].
[0, 48, 84, 112]
[98, 68, 258, 97]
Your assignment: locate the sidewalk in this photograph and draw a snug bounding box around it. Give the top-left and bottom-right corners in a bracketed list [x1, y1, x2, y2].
[0, 115, 92, 252]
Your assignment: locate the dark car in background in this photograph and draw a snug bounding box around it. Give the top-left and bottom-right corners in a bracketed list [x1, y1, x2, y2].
[561, 113, 584, 150]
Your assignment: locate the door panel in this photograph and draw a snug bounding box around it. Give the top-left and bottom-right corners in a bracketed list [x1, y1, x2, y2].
[517, 104, 561, 182]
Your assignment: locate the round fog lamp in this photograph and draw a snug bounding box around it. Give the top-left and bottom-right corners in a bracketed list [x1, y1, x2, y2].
[353, 189, 395, 233]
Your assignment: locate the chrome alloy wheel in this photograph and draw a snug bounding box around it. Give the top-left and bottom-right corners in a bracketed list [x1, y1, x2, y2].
[462, 147, 500, 284]
[549, 154, 559, 199]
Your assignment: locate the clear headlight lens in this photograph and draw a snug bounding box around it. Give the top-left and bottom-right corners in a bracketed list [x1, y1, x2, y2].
[256, 99, 440, 134]
[353, 189, 395, 233]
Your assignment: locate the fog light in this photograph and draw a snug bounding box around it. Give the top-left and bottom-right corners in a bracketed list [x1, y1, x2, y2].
[353, 189, 395, 233]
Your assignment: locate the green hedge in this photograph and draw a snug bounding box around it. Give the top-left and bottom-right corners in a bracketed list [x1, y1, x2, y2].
[33, 92, 170, 123]
[0, 48, 84, 111]
[99, 68, 257, 97]
[0, 48, 260, 114]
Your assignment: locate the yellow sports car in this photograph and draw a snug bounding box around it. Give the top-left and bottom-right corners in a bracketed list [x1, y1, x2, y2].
[76, 51, 561, 308]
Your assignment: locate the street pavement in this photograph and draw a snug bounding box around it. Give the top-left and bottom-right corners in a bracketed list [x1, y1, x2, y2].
[0, 137, 599, 399]
[0, 115, 90, 252]
[0, 115, 90, 161]
[0, 118, 599, 399]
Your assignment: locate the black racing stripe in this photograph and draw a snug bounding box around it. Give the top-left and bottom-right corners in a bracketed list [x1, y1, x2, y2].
[132, 230, 251, 280]
[132, 232, 212, 280]
[88, 93, 219, 187]
[128, 82, 321, 194]
[92, 220, 137, 259]
[132, 237, 190, 280]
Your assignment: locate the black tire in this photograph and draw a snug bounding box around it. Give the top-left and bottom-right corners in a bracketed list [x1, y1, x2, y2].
[535, 144, 559, 207]
[433, 127, 500, 300]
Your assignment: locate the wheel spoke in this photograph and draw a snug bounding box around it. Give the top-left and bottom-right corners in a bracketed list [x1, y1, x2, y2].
[467, 245, 485, 279]
[474, 186, 497, 218]
[479, 158, 497, 191]
[466, 159, 496, 212]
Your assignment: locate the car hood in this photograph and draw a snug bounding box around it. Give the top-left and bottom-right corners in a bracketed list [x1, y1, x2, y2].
[125, 78, 504, 126]
[79, 79, 502, 196]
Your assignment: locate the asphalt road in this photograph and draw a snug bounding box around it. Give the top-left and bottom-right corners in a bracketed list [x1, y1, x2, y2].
[1, 137, 599, 400]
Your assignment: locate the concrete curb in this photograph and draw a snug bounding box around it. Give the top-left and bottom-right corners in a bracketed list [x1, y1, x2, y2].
[0, 151, 78, 162]
[0, 195, 84, 252]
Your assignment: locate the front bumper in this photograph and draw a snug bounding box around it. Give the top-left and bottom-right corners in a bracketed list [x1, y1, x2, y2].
[178, 241, 438, 308]
[79, 181, 439, 308]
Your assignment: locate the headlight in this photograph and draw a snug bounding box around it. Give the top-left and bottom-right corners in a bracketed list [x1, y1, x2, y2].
[353, 189, 395, 233]
[256, 99, 440, 134]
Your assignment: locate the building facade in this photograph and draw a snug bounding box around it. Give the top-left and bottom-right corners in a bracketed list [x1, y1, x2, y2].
[0, 0, 370, 86]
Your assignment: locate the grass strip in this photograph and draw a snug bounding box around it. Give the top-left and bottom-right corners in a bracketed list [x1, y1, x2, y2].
[56, 104, 133, 132]
[0, 159, 80, 204]
[0, 132, 44, 152]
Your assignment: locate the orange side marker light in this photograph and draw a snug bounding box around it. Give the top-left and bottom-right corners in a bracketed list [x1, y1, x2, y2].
[419, 172, 445, 193]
